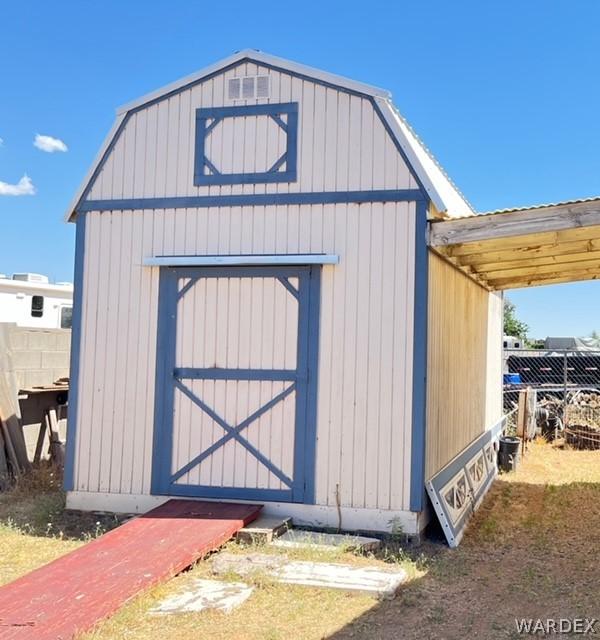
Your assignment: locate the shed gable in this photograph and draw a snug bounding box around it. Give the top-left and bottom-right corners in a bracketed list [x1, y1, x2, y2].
[82, 59, 421, 205]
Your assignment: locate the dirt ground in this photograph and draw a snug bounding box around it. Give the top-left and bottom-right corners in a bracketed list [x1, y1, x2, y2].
[1, 441, 599, 639]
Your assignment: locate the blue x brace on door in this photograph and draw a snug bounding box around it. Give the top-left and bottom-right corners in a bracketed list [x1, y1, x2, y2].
[151, 265, 320, 504]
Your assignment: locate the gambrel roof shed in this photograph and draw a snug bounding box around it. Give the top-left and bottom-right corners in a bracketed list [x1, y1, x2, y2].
[64, 49, 505, 544]
[66, 49, 474, 222]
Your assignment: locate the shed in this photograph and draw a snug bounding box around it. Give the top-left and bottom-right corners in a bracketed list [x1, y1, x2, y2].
[63, 50, 506, 538]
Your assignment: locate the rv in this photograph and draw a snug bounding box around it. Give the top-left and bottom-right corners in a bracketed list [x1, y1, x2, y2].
[0, 274, 73, 329]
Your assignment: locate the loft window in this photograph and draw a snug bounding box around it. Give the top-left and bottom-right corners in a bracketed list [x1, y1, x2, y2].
[194, 102, 298, 186]
[60, 306, 73, 329]
[31, 295, 44, 318]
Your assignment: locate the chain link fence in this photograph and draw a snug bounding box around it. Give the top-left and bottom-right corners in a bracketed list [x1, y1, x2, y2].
[504, 348, 600, 446]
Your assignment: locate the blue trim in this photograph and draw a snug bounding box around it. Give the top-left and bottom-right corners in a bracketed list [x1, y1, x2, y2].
[63, 214, 86, 491]
[409, 200, 429, 512]
[370, 100, 428, 197]
[151, 264, 320, 505]
[171, 379, 296, 486]
[302, 266, 321, 504]
[79, 189, 424, 213]
[174, 367, 298, 381]
[150, 267, 178, 494]
[156, 264, 308, 279]
[163, 484, 292, 502]
[277, 276, 299, 300]
[194, 103, 298, 186]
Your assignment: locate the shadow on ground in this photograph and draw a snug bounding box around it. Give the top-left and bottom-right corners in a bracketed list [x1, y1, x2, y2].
[326, 477, 600, 640]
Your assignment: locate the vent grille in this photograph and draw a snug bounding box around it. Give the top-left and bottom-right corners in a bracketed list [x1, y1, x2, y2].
[227, 75, 270, 101]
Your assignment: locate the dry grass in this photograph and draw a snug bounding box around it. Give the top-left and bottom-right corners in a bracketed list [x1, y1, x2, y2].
[0, 463, 123, 586]
[81, 536, 425, 640]
[502, 437, 600, 485]
[3, 444, 600, 639]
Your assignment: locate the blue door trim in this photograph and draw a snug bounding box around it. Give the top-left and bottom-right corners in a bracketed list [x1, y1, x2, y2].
[409, 200, 430, 511]
[151, 264, 321, 504]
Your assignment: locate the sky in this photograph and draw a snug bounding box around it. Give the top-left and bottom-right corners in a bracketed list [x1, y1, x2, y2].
[0, 0, 599, 338]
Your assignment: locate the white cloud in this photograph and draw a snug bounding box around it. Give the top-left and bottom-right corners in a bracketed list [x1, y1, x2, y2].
[34, 134, 68, 153]
[0, 175, 36, 196]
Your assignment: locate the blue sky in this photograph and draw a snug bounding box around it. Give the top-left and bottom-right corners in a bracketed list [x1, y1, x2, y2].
[0, 0, 598, 337]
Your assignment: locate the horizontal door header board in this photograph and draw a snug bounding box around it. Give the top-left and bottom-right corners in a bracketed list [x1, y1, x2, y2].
[144, 254, 339, 267]
[79, 189, 424, 213]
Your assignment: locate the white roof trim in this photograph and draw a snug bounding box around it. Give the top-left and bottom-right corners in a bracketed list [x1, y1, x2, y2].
[374, 97, 474, 219]
[143, 254, 340, 267]
[117, 49, 391, 115]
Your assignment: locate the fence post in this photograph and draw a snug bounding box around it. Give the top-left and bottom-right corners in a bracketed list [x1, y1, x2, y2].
[563, 349, 569, 427]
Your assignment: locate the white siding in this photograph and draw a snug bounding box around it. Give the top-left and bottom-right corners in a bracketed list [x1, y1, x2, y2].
[86, 62, 417, 201]
[73, 202, 416, 511]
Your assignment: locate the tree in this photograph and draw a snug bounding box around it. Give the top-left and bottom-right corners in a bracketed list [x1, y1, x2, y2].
[503, 298, 529, 338]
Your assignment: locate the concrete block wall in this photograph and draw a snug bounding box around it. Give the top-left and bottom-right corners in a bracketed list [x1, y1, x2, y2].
[7, 326, 71, 389]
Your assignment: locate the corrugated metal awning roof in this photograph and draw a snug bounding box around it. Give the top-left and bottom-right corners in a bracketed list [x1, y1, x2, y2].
[479, 195, 600, 217]
[428, 197, 600, 290]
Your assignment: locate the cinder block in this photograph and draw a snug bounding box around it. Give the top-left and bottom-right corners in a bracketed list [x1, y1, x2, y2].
[12, 351, 42, 370]
[27, 331, 57, 351]
[9, 330, 28, 351]
[14, 371, 25, 389]
[41, 351, 70, 369]
[23, 370, 54, 388]
[56, 331, 71, 350]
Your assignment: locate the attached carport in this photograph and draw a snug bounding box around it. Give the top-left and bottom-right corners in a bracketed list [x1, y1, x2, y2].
[428, 197, 600, 289]
[425, 195, 600, 546]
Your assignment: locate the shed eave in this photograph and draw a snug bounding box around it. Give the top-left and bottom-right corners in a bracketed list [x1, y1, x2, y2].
[428, 197, 600, 289]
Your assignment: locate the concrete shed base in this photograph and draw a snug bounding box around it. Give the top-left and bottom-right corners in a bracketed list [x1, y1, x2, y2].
[65, 491, 428, 536]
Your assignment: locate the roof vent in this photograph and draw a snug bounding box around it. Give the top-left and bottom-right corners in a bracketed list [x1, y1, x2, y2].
[227, 75, 270, 101]
[12, 273, 49, 284]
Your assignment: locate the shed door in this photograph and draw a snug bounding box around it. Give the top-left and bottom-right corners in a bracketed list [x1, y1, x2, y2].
[152, 265, 320, 503]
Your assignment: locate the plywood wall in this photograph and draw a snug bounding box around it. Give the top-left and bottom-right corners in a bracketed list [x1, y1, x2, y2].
[425, 252, 503, 478]
[73, 202, 416, 512]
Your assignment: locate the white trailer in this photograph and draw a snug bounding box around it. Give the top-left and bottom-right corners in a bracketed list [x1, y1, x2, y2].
[0, 274, 73, 330]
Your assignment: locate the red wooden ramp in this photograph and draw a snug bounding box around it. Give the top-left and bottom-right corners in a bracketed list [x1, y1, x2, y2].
[0, 500, 261, 639]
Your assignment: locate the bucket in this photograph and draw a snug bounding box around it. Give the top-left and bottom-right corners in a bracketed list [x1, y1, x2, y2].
[503, 373, 521, 385]
[498, 436, 521, 472]
[499, 436, 520, 456]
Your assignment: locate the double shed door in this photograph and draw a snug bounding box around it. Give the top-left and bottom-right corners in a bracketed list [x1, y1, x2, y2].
[152, 265, 320, 503]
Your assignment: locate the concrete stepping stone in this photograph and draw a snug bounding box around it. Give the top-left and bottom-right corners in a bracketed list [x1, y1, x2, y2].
[271, 529, 381, 553]
[150, 578, 253, 614]
[212, 553, 406, 599]
[237, 515, 292, 544]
